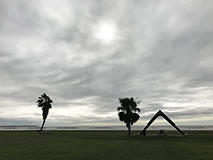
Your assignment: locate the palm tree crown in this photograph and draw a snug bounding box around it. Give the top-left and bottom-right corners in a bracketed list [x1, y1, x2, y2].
[37, 93, 53, 108]
[37, 93, 52, 106]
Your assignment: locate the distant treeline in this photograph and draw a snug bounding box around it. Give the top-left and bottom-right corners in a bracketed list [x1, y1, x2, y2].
[0, 125, 38, 127]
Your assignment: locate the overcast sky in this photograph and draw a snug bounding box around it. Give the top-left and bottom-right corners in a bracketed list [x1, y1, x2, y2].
[1, 0, 213, 127]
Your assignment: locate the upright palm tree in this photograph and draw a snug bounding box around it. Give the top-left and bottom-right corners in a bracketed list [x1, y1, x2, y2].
[117, 97, 141, 135]
[36, 93, 53, 131]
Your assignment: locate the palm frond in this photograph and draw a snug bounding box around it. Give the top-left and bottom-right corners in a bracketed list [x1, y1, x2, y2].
[132, 113, 140, 122]
[36, 97, 44, 107]
[136, 108, 141, 112]
[118, 112, 125, 121]
[119, 98, 131, 109]
[117, 107, 124, 111]
[136, 100, 141, 105]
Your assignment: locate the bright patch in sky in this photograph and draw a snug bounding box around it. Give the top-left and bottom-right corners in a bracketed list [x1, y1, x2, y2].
[97, 24, 115, 43]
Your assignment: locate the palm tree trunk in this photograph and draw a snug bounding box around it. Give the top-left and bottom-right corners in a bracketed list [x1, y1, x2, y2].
[127, 122, 131, 136]
[40, 119, 46, 131]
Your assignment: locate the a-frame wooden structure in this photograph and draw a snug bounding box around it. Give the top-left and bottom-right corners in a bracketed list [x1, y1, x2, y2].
[140, 110, 185, 136]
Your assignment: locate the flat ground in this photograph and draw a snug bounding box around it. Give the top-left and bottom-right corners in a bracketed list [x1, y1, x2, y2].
[0, 130, 213, 160]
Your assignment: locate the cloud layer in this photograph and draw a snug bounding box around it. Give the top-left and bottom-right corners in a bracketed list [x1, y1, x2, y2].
[1, 0, 213, 126]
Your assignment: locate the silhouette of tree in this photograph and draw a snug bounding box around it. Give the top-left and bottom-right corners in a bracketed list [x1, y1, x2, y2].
[117, 97, 141, 135]
[36, 93, 53, 131]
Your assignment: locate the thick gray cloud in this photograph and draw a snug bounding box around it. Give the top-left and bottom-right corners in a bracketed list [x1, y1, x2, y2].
[1, 0, 213, 126]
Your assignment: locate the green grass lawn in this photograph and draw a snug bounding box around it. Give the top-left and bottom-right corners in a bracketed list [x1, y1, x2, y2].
[0, 130, 213, 160]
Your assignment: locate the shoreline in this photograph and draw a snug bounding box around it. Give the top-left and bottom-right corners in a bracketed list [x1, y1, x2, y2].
[1, 125, 213, 131]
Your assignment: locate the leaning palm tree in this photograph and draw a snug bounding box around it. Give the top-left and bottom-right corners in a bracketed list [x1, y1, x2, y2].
[117, 97, 141, 135]
[36, 93, 53, 131]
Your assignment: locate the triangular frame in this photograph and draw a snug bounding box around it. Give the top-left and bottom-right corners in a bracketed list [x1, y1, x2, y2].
[140, 110, 185, 136]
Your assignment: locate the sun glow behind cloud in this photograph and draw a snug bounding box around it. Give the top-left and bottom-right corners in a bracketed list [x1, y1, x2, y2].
[96, 23, 116, 43]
